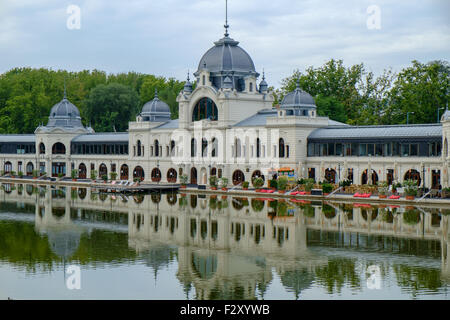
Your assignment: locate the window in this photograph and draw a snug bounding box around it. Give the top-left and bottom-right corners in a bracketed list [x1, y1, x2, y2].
[202, 75, 205, 85]
[359, 144, 367, 156]
[286, 145, 290, 158]
[375, 144, 383, 156]
[191, 138, 197, 157]
[211, 138, 218, 157]
[202, 138, 208, 157]
[249, 82, 253, 92]
[192, 98, 218, 121]
[279, 138, 285, 158]
[256, 138, 261, 158]
[154, 140, 159, 157]
[137, 140, 142, 157]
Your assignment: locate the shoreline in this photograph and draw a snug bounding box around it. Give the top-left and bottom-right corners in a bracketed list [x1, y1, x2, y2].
[1, 176, 449, 207]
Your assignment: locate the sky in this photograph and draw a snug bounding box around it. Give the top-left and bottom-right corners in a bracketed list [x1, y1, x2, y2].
[0, 0, 449, 87]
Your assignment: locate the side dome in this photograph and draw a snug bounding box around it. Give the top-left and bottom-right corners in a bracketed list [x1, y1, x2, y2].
[281, 81, 316, 108]
[46, 94, 84, 128]
[441, 109, 450, 122]
[140, 90, 171, 122]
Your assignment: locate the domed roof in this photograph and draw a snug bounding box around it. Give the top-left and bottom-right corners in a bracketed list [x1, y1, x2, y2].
[46, 92, 84, 128]
[140, 90, 171, 122]
[197, 36, 256, 74]
[281, 81, 315, 108]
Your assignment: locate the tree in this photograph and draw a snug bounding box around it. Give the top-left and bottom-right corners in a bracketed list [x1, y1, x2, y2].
[84, 83, 140, 132]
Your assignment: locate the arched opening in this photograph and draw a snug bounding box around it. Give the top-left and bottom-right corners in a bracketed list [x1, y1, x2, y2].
[120, 164, 129, 180]
[361, 169, 378, 185]
[211, 138, 218, 157]
[234, 138, 241, 157]
[154, 140, 159, 157]
[256, 138, 261, 158]
[167, 193, 177, 206]
[78, 163, 87, 179]
[52, 142, 66, 154]
[137, 140, 142, 157]
[26, 162, 34, 176]
[150, 168, 161, 182]
[167, 168, 177, 183]
[325, 168, 336, 184]
[202, 138, 208, 157]
[192, 97, 218, 121]
[134, 166, 145, 182]
[404, 169, 421, 186]
[99, 164, 108, 178]
[210, 167, 217, 176]
[78, 188, 87, 200]
[200, 167, 207, 185]
[191, 167, 197, 185]
[279, 138, 285, 158]
[39, 143, 45, 154]
[170, 140, 175, 156]
[4, 161, 12, 173]
[232, 170, 245, 186]
[432, 170, 441, 189]
[444, 138, 448, 157]
[191, 138, 197, 158]
[252, 170, 265, 183]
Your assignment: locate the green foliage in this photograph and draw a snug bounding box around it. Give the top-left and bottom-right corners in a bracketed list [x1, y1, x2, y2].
[219, 177, 229, 188]
[179, 174, 188, 185]
[0, 68, 187, 134]
[377, 181, 389, 195]
[90, 170, 97, 180]
[71, 169, 78, 179]
[101, 174, 108, 182]
[322, 183, 333, 194]
[209, 175, 218, 188]
[304, 178, 315, 192]
[403, 179, 418, 196]
[277, 176, 288, 190]
[251, 199, 264, 212]
[32, 170, 39, 178]
[110, 172, 117, 180]
[269, 179, 278, 189]
[339, 179, 352, 187]
[57, 173, 64, 178]
[18, 171, 23, 178]
[242, 181, 249, 189]
[209, 196, 217, 210]
[252, 177, 264, 189]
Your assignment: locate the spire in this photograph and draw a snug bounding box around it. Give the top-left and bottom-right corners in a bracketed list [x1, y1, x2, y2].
[262, 68, 265, 81]
[63, 77, 67, 99]
[224, 0, 229, 37]
[187, 70, 190, 82]
[154, 88, 158, 99]
[184, 70, 193, 93]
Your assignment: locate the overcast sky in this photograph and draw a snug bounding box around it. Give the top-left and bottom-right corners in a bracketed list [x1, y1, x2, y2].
[1, 0, 449, 87]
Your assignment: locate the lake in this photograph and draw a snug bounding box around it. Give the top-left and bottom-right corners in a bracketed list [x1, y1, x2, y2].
[0, 183, 449, 300]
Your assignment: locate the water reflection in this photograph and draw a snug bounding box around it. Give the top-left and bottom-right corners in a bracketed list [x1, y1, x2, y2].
[0, 183, 449, 299]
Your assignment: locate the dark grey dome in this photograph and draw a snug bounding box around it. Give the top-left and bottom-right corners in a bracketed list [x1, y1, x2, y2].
[198, 36, 256, 74]
[281, 82, 315, 108]
[141, 90, 171, 122]
[46, 94, 84, 128]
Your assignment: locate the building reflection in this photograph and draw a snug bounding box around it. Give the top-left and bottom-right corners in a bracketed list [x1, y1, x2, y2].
[0, 183, 449, 298]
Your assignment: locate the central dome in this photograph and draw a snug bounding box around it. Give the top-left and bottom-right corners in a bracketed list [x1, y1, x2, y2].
[197, 36, 256, 74]
[281, 82, 316, 108]
[46, 95, 84, 128]
[140, 90, 171, 122]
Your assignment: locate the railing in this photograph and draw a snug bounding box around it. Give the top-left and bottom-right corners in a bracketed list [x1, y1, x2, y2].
[416, 190, 432, 203]
[287, 185, 299, 194]
[229, 182, 242, 191]
[327, 186, 342, 198]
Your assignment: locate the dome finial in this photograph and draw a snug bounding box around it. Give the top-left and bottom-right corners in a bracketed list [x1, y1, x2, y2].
[224, 0, 230, 37]
[154, 88, 158, 99]
[187, 70, 190, 82]
[262, 68, 265, 81]
[63, 77, 67, 99]
[296, 78, 300, 89]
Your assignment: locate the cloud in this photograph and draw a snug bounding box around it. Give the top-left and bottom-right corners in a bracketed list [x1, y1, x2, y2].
[0, 0, 449, 86]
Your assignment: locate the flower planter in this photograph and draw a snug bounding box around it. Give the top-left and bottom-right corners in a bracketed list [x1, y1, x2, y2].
[222, 188, 227, 191]
[304, 191, 311, 195]
[323, 193, 330, 196]
[379, 195, 387, 199]
[211, 187, 217, 190]
[405, 195, 415, 201]
[221, 195, 228, 199]
[243, 188, 248, 191]
[180, 185, 187, 189]
[278, 190, 285, 194]
[72, 179, 77, 182]
[210, 195, 217, 199]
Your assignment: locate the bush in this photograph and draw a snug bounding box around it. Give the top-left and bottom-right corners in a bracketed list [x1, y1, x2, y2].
[269, 179, 277, 189]
[242, 181, 249, 189]
[180, 174, 189, 185]
[377, 181, 389, 195]
[403, 179, 418, 196]
[252, 177, 264, 189]
[90, 170, 97, 180]
[18, 171, 23, 178]
[110, 172, 117, 180]
[219, 177, 229, 188]
[209, 176, 218, 188]
[32, 170, 39, 178]
[102, 174, 108, 182]
[322, 183, 333, 194]
[339, 179, 352, 187]
[304, 178, 315, 192]
[11, 171, 16, 176]
[58, 172, 64, 178]
[297, 178, 306, 185]
[277, 176, 288, 191]
[71, 169, 78, 179]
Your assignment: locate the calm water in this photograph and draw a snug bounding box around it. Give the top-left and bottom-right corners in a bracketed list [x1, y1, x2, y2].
[0, 183, 449, 300]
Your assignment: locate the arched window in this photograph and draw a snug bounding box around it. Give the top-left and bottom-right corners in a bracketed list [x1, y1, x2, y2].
[167, 168, 177, 183]
[137, 140, 142, 157]
[279, 138, 285, 158]
[191, 138, 197, 157]
[52, 143, 66, 155]
[192, 98, 218, 121]
[249, 82, 253, 92]
[325, 168, 336, 184]
[202, 138, 208, 157]
[39, 143, 45, 154]
[134, 166, 145, 182]
[26, 162, 34, 175]
[154, 140, 159, 157]
[4, 161, 12, 173]
[150, 168, 161, 182]
[235, 138, 241, 158]
[99, 164, 108, 177]
[256, 138, 261, 158]
[445, 138, 448, 157]
[78, 163, 87, 179]
[232, 170, 245, 185]
[120, 164, 129, 180]
[170, 140, 175, 156]
[404, 169, 421, 186]
[211, 138, 218, 157]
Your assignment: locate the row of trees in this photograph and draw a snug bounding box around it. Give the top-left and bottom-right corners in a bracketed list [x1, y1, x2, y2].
[274, 59, 449, 125]
[0, 68, 185, 133]
[0, 59, 448, 133]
